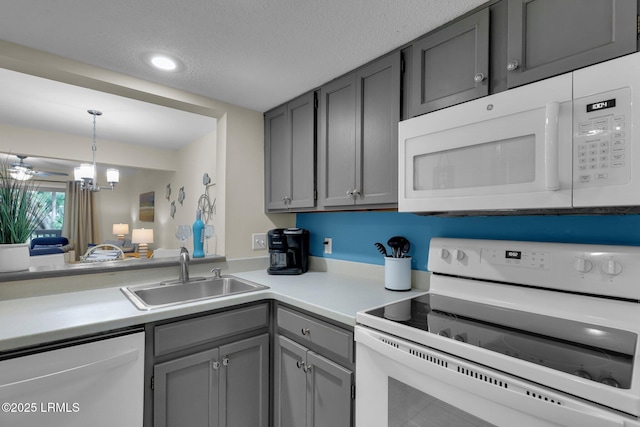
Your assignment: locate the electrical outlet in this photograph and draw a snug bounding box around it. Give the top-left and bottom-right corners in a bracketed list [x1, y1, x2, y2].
[252, 233, 267, 250]
[324, 237, 332, 254]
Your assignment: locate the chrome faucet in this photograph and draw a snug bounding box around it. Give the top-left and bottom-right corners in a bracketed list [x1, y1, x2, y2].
[179, 247, 190, 282]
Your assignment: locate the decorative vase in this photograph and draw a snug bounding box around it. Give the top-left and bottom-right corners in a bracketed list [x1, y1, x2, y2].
[192, 210, 205, 258]
[0, 243, 30, 272]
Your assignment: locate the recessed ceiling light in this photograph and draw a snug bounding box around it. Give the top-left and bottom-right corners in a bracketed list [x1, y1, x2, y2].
[144, 53, 182, 72]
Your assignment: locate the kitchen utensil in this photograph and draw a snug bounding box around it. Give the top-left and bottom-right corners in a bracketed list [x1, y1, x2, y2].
[374, 242, 388, 257]
[400, 238, 410, 258]
[387, 236, 407, 258]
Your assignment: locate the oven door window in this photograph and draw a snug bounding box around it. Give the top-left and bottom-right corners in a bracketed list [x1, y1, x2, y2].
[389, 377, 496, 427]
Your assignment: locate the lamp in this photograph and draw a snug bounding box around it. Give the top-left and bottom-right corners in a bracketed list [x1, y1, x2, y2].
[132, 228, 154, 259]
[112, 223, 130, 240]
[74, 110, 119, 191]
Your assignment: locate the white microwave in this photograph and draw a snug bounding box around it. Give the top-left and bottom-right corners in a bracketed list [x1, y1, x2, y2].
[399, 52, 640, 214]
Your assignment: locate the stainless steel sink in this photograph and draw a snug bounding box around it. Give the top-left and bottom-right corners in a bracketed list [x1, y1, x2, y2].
[121, 275, 269, 310]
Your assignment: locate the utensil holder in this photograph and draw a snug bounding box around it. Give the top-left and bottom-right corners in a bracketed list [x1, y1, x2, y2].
[384, 256, 411, 291]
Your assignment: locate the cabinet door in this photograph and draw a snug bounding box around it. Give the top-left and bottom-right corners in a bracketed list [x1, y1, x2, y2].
[219, 334, 269, 427]
[154, 348, 219, 427]
[288, 92, 317, 209]
[319, 73, 357, 207]
[410, 8, 489, 116]
[274, 335, 308, 427]
[355, 51, 401, 205]
[306, 351, 353, 427]
[506, 0, 637, 88]
[265, 104, 290, 210]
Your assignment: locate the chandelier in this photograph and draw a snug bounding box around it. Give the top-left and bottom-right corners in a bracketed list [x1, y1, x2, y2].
[74, 110, 119, 191]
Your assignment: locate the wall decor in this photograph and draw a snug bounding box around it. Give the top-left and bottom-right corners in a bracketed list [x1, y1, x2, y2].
[178, 186, 185, 205]
[165, 183, 171, 200]
[170, 201, 176, 219]
[139, 191, 155, 222]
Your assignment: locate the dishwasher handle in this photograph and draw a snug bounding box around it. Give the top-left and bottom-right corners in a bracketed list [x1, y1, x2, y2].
[0, 347, 139, 398]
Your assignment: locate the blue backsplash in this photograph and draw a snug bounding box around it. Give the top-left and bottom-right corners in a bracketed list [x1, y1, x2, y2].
[296, 211, 640, 271]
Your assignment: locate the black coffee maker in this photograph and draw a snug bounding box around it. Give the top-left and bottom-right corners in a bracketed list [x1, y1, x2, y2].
[267, 228, 310, 275]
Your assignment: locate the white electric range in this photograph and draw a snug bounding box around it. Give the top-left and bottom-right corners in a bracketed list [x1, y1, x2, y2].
[356, 238, 640, 427]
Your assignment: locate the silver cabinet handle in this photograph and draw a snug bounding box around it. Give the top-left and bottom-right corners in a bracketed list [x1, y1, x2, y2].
[212, 361, 220, 370]
[474, 73, 485, 82]
[351, 189, 360, 197]
[507, 60, 519, 71]
[296, 360, 312, 372]
[346, 190, 353, 196]
[281, 196, 291, 204]
[222, 357, 230, 366]
[301, 327, 310, 335]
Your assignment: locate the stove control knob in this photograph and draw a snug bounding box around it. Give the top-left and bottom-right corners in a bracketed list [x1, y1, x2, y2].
[454, 249, 466, 261]
[600, 377, 621, 388]
[574, 257, 593, 273]
[572, 369, 592, 380]
[440, 248, 450, 259]
[601, 260, 622, 277]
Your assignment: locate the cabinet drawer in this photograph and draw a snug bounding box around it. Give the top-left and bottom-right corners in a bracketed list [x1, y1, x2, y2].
[155, 304, 268, 356]
[277, 307, 353, 362]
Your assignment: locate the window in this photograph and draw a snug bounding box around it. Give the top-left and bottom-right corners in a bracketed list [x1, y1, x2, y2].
[31, 186, 66, 237]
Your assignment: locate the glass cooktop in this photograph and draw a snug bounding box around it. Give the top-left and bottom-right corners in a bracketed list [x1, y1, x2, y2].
[365, 294, 636, 389]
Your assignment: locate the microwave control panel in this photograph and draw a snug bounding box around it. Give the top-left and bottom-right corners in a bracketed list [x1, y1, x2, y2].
[573, 87, 631, 189]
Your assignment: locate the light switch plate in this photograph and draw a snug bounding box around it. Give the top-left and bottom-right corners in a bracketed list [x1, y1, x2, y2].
[252, 233, 267, 250]
[324, 237, 332, 254]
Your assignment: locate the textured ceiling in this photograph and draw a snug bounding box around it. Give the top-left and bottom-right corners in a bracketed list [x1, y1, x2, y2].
[0, 0, 487, 113]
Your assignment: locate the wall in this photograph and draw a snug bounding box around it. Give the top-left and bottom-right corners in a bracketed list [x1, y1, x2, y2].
[0, 41, 296, 261]
[297, 211, 640, 271]
[0, 124, 176, 171]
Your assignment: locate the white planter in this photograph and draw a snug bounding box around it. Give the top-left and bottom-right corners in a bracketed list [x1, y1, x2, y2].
[0, 243, 30, 272]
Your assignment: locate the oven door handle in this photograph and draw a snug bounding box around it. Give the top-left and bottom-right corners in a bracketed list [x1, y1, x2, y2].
[545, 102, 560, 191]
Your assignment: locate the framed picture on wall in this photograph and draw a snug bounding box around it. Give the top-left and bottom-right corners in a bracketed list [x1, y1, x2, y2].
[139, 191, 155, 222]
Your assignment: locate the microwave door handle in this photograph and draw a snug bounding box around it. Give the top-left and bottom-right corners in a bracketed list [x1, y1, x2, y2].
[544, 102, 560, 190]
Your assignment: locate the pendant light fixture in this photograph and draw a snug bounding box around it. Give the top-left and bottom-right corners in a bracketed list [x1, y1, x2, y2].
[74, 110, 119, 191]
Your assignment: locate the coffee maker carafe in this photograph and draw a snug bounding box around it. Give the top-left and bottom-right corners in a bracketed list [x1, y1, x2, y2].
[267, 228, 310, 275]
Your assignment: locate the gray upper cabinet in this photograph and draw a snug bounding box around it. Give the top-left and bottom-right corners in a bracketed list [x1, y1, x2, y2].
[409, 8, 490, 116]
[506, 0, 638, 88]
[318, 51, 401, 208]
[264, 91, 316, 212]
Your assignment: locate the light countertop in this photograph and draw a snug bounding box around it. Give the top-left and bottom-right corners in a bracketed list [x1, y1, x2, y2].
[0, 268, 427, 353]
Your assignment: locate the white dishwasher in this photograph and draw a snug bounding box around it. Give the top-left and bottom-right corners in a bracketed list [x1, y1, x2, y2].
[0, 329, 144, 427]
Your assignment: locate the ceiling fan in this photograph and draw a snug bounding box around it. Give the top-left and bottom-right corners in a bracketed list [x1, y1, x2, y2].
[8, 155, 69, 180]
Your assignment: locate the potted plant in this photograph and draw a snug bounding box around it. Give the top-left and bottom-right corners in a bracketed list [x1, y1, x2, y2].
[0, 159, 50, 272]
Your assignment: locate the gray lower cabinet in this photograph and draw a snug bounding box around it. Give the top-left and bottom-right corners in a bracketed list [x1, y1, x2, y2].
[318, 51, 400, 209]
[154, 333, 269, 427]
[506, 0, 637, 88]
[149, 304, 270, 427]
[264, 91, 316, 212]
[275, 306, 354, 427]
[274, 335, 352, 427]
[409, 7, 490, 116]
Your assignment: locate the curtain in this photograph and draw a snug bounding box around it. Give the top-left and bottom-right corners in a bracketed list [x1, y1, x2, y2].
[62, 181, 97, 260]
